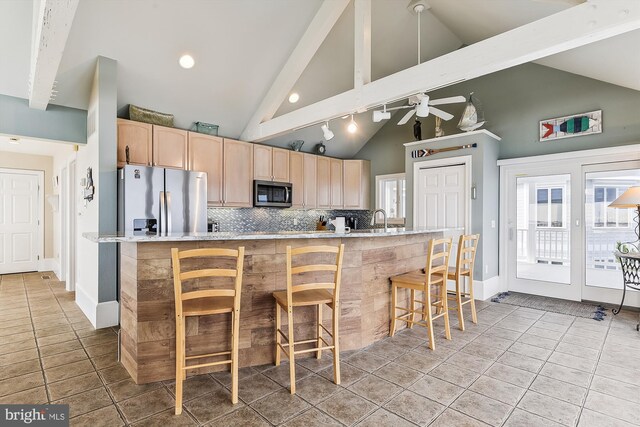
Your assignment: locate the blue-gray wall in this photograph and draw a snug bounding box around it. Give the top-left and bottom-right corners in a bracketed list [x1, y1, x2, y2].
[0, 94, 87, 143]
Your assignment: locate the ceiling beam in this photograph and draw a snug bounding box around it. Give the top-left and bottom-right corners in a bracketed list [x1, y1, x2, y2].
[354, 0, 372, 97]
[244, 0, 640, 142]
[239, 0, 349, 141]
[28, 0, 79, 110]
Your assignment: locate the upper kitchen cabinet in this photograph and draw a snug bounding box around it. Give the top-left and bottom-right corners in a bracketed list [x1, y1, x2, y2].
[117, 119, 152, 167]
[289, 152, 317, 209]
[330, 158, 343, 209]
[343, 160, 371, 210]
[188, 133, 223, 206]
[223, 138, 254, 207]
[253, 145, 290, 182]
[316, 156, 331, 209]
[153, 126, 188, 169]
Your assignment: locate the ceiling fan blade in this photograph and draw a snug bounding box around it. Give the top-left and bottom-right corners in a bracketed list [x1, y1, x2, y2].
[397, 109, 416, 125]
[428, 96, 466, 106]
[429, 106, 454, 121]
[386, 105, 414, 112]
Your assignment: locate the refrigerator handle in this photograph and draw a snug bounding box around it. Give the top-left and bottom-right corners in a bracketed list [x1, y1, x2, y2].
[166, 192, 172, 234]
[159, 191, 166, 235]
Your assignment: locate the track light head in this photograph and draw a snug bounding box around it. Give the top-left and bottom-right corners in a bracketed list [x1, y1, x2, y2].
[373, 110, 391, 123]
[321, 122, 334, 141]
[347, 115, 358, 133]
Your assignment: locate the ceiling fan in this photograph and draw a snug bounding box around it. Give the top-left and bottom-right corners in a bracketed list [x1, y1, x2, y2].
[394, 94, 466, 125]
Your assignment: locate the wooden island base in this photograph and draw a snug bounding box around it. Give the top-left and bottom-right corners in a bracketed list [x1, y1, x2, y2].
[119, 232, 441, 384]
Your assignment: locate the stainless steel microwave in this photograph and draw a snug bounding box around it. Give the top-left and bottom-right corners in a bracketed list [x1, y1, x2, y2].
[253, 180, 292, 208]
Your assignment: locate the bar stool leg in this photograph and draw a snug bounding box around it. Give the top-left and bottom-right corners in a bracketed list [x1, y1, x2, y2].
[468, 276, 478, 324]
[316, 304, 323, 359]
[442, 280, 452, 340]
[425, 287, 435, 350]
[456, 277, 465, 331]
[275, 302, 281, 366]
[332, 301, 341, 385]
[390, 283, 397, 337]
[287, 306, 296, 394]
[409, 289, 416, 329]
[175, 315, 184, 415]
[231, 310, 240, 404]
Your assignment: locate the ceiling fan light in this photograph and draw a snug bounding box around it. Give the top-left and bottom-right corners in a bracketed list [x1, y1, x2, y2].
[321, 122, 334, 140]
[372, 110, 391, 123]
[416, 100, 430, 117]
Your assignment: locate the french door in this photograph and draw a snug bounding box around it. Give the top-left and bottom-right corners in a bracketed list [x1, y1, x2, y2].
[504, 163, 582, 300]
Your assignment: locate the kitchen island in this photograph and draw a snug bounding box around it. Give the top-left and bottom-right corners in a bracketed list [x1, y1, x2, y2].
[86, 228, 452, 384]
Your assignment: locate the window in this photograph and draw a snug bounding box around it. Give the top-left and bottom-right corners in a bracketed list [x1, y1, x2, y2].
[593, 186, 630, 228]
[536, 186, 564, 227]
[375, 173, 406, 224]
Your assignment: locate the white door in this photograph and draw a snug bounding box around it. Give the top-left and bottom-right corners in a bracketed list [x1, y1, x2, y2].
[415, 164, 466, 230]
[503, 163, 581, 300]
[0, 171, 41, 274]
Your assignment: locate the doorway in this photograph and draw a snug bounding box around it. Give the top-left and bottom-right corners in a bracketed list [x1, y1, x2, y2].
[0, 169, 44, 275]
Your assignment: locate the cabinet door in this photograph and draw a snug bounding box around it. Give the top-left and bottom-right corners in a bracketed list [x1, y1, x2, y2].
[316, 156, 331, 209]
[343, 160, 370, 209]
[117, 119, 152, 167]
[289, 152, 304, 208]
[188, 132, 223, 206]
[303, 154, 317, 209]
[223, 139, 254, 207]
[253, 145, 273, 181]
[153, 126, 188, 169]
[272, 148, 290, 182]
[330, 158, 343, 208]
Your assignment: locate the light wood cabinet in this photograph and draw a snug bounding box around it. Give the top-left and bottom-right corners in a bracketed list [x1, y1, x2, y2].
[188, 133, 223, 206]
[223, 138, 254, 207]
[153, 125, 188, 169]
[303, 154, 317, 209]
[330, 158, 343, 208]
[316, 156, 331, 209]
[289, 152, 304, 208]
[343, 160, 371, 210]
[253, 145, 290, 182]
[117, 119, 152, 167]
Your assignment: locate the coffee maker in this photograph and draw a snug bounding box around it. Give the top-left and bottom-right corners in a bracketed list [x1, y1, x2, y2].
[346, 217, 358, 230]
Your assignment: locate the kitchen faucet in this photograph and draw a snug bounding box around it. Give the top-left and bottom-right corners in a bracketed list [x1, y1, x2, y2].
[370, 209, 388, 231]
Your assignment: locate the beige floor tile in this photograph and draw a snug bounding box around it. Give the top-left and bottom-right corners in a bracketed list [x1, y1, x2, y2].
[578, 408, 636, 427]
[530, 375, 587, 406]
[583, 390, 640, 425]
[53, 386, 113, 418]
[384, 389, 445, 426]
[133, 408, 198, 427]
[70, 405, 124, 427]
[117, 388, 175, 424]
[106, 378, 163, 402]
[0, 386, 48, 404]
[505, 408, 562, 427]
[431, 408, 492, 427]
[349, 374, 402, 406]
[469, 375, 526, 406]
[184, 388, 243, 424]
[451, 390, 513, 427]
[539, 362, 591, 388]
[429, 363, 480, 388]
[47, 371, 103, 400]
[0, 371, 44, 397]
[0, 358, 42, 381]
[44, 359, 95, 383]
[408, 374, 465, 406]
[358, 408, 416, 427]
[517, 390, 581, 426]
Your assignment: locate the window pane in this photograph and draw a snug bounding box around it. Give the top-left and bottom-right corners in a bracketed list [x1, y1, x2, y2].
[551, 188, 563, 204]
[550, 204, 563, 227]
[537, 189, 548, 204]
[594, 187, 604, 203]
[606, 187, 617, 202]
[537, 203, 548, 227]
[594, 202, 604, 227]
[618, 209, 628, 227]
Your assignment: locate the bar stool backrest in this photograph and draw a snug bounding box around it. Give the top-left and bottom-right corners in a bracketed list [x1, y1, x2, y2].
[454, 234, 480, 278]
[171, 247, 245, 317]
[286, 245, 345, 304]
[426, 237, 453, 283]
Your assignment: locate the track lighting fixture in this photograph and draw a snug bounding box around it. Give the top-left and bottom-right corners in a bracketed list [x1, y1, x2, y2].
[373, 105, 391, 123]
[321, 121, 334, 141]
[347, 115, 358, 133]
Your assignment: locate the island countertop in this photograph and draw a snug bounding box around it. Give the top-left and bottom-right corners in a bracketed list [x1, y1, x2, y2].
[83, 227, 460, 243]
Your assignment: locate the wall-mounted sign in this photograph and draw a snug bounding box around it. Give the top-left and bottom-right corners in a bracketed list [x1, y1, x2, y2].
[539, 110, 602, 142]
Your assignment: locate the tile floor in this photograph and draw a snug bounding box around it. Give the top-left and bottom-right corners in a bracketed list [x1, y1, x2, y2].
[1, 272, 639, 426]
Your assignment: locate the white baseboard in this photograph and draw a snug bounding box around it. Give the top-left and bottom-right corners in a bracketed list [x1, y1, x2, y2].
[38, 258, 60, 279]
[75, 285, 119, 329]
[475, 275, 502, 301]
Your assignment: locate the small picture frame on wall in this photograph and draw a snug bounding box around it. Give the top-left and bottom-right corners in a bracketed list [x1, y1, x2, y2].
[539, 110, 602, 142]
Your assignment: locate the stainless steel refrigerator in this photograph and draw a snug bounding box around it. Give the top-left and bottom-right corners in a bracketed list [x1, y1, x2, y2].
[118, 165, 207, 235]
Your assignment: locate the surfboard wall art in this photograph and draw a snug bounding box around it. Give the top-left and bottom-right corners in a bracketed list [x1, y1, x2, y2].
[539, 110, 602, 142]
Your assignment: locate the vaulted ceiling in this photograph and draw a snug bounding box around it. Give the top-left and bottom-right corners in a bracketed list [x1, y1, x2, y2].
[1, 0, 638, 158]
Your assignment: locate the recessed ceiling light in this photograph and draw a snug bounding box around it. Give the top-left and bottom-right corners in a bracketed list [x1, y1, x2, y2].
[8, 137, 20, 145]
[179, 54, 195, 69]
[288, 93, 300, 103]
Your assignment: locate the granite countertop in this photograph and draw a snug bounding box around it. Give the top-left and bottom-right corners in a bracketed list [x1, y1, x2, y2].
[84, 227, 460, 243]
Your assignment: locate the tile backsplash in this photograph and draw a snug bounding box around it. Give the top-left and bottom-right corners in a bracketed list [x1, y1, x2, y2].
[207, 208, 378, 233]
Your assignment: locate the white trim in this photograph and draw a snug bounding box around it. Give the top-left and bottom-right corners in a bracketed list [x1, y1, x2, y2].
[38, 257, 60, 277]
[375, 173, 406, 225]
[412, 155, 472, 235]
[497, 143, 640, 166]
[403, 129, 501, 147]
[474, 276, 502, 301]
[75, 285, 119, 329]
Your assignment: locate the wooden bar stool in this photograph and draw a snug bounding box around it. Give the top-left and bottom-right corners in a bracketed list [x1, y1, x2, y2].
[171, 247, 245, 414]
[447, 234, 480, 331]
[273, 244, 345, 394]
[389, 237, 453, 350]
